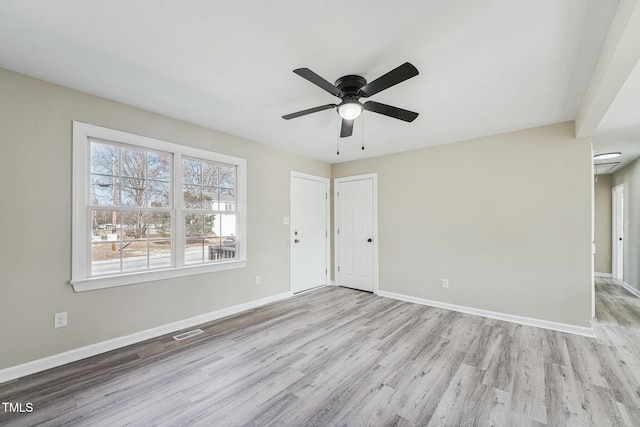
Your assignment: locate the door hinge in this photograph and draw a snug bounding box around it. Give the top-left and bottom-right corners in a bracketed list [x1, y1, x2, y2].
[337, 228, 340, 234]
[338, 266, 340, 272]
[337, 191, 339, 197]
[325, 193, 328, 199]
[325, 269, 327, 275]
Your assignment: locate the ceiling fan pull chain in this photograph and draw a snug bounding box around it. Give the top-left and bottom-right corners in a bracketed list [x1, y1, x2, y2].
[362, 113, 365, 151]
[336, 118, 340, 155]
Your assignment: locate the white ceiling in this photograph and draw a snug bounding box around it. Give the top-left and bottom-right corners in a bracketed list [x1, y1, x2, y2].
[0, 0, 629, 164]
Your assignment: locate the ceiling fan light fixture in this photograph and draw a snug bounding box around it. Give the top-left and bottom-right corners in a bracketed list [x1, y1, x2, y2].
[594, 152, 621, 160]
[337, 101, 363, 120]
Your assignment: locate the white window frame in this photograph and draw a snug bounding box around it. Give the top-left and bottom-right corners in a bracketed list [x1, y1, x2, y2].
[71, 121, 247, 292]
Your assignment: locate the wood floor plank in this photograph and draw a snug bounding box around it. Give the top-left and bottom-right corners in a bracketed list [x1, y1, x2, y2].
[543, 362, 590, 426]
[463, 324, 505, 370]
[482, 332, 519, 393]
[426, 362, 487, 426]
[542, 329, 571, 367]
[581, 384, 628, 427]
[510, 339, 547, 424]
[565, 335, 609, 388]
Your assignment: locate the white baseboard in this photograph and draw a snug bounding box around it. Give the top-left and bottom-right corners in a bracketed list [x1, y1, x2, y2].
[377, 290, 595, 338]
[0, 291, 292, 384]
[622, 282, 640, 298]
[594, 272, 612, 278]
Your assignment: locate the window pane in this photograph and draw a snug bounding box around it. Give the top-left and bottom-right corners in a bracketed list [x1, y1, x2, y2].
[204, 214, 216, 237]
[149, 212, 171, 238]
[121, 149, 146, 179]
[122, 211, 148, 239]
[183, 184, 201, 209]
[91, 175, 118, 206]
[185, 238, 204, 264]
[147, 152, 170, 182]
[202, 163, 217, 187]
[147, 180, 169, 207]
[209, 213, 237, 260]
[122, 241, 148, 273]
[218, 165, 235, 189]
[183, 159, 201, 185]
[121, 178, 146, 207]
[149, 240, 172, 268]
[220, 214, 237, 244]
[91, 210, 120, 241]
[219, 188, 235, 205]
[91, 142, 119, 175]
[185, 213, 203, 238]
[202, 186, 217, 209]
[206, 237, 235, 261]
[91, 242, 121, 276]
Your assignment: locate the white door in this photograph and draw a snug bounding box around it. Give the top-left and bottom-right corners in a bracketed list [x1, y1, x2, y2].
[335, 174, 377, 292]
[290, 172, 329, 293]
[612, 184, 624, 281]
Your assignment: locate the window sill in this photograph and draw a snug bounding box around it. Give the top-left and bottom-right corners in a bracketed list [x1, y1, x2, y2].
[70, 260, 247, 292]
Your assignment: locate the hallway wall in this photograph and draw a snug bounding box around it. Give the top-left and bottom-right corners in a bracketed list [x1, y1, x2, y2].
[595, 174, 613, 274]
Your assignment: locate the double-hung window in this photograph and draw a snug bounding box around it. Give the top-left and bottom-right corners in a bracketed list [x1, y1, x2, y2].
[72, 122, 246, 291]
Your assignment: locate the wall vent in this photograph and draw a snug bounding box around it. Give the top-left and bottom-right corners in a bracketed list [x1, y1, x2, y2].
[173, 329, 204, 341]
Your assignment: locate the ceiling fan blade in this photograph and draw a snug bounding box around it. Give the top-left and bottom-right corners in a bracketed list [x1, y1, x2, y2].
[293, 68, 343, 97]
[364, 101, 419, 122]
[282, 104, 336, 120]
[340, 119, 354, 138]
[359, 62, 419, 97]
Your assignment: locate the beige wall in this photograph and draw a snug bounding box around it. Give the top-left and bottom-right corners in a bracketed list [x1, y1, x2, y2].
[0, 68, 330, 369]
[613, 157, 640, 291]
[594, 174, 613, 274]
[333, 122, 593, 327]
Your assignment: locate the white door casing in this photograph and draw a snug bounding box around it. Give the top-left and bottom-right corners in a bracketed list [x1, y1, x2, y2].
[290, 172, 329, 293]
[335, 174, 378, 293]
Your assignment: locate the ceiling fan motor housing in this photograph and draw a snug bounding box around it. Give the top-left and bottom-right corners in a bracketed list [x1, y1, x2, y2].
[334, 75, 367, 97]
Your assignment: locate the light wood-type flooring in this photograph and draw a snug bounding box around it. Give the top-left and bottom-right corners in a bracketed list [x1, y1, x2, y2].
[1, 278, 640, 426]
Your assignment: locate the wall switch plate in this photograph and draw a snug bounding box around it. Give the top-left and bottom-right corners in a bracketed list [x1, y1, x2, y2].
[441, 279, 449, 288]
[256, 275, 261, 285]
[54, 312, 68, 328]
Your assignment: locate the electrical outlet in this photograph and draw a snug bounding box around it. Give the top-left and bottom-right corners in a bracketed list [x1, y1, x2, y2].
[54, 312, 68, 328]
[255, 275, 261, 285]
[441, 279, 449, 288]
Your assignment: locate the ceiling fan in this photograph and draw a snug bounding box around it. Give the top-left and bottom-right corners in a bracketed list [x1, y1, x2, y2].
[282, 62, 420, 138]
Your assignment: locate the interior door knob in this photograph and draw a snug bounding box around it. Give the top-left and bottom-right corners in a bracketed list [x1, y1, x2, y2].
[294, 239, 300, 243]
[367, 238, 372, 243]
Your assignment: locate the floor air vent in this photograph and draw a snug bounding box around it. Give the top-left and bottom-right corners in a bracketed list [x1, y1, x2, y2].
[173, 329, 204, 341]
